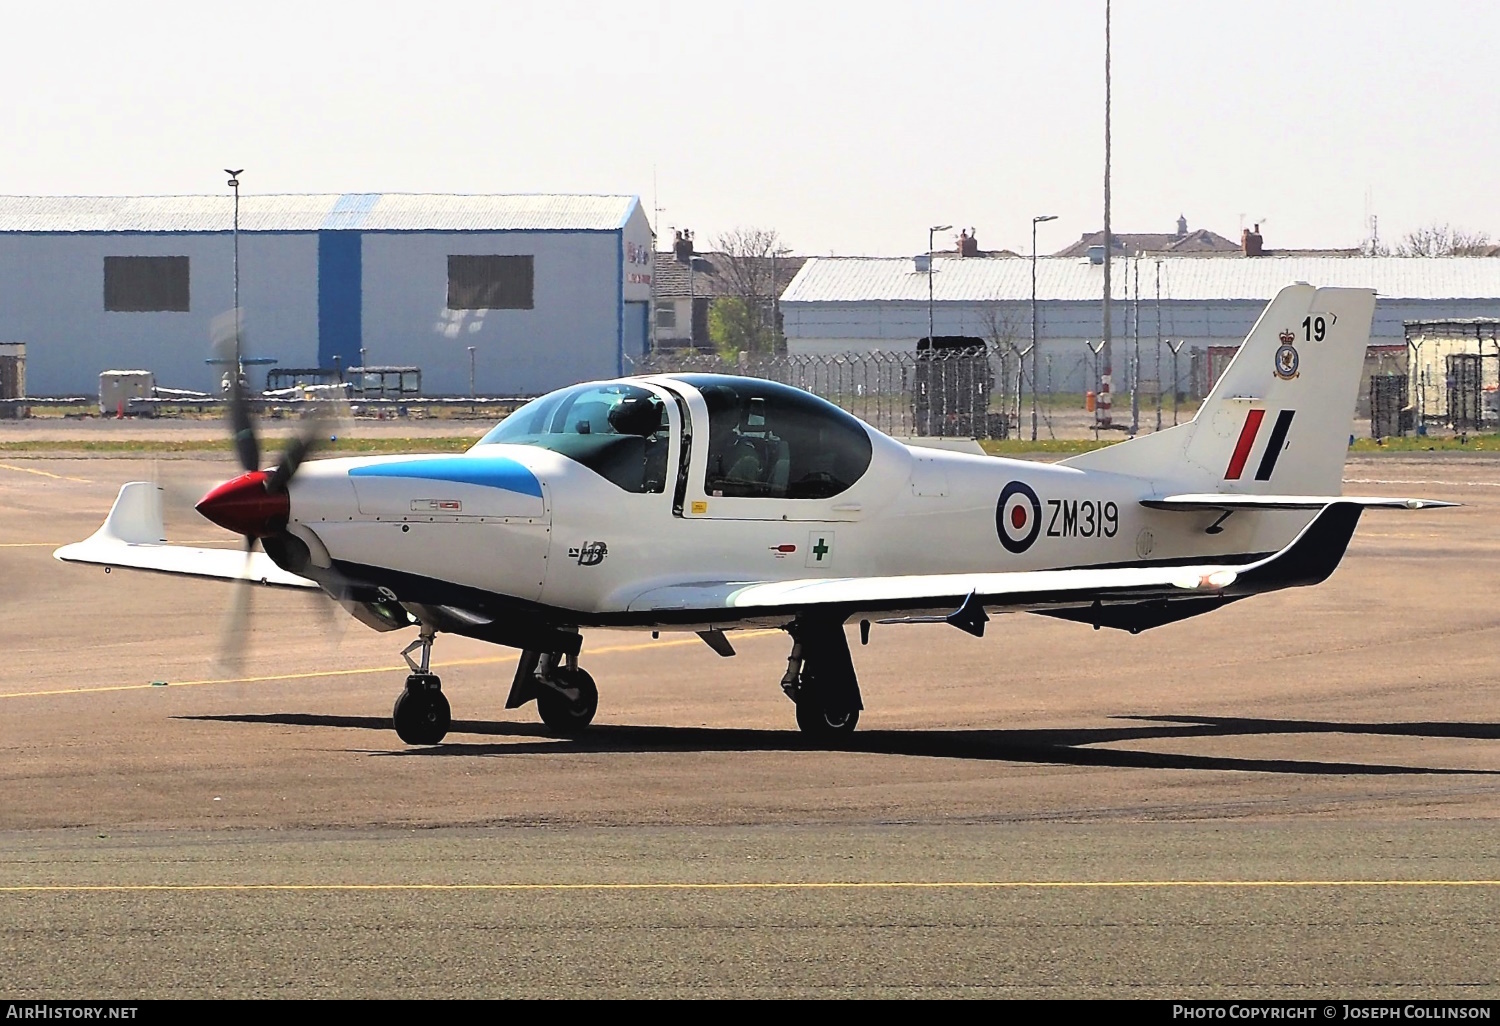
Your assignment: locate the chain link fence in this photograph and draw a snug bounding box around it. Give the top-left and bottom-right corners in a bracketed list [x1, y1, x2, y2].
[629, 345, 1207, 439]
[629, 348, 1026, 438]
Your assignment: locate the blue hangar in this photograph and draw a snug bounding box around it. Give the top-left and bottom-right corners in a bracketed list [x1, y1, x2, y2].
[0, 193, 656, 396]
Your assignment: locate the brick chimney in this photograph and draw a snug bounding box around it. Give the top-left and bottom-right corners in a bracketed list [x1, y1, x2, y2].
[1241, 223, 1264, 257]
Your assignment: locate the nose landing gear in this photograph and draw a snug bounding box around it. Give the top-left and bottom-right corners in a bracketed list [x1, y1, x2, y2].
[393, 627, 450, 745]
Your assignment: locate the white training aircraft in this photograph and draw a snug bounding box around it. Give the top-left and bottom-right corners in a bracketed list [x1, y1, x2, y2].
[57, 283, 1452, 744]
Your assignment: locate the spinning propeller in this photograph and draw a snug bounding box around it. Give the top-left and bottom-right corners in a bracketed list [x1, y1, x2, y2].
[192, 311, 341, 672]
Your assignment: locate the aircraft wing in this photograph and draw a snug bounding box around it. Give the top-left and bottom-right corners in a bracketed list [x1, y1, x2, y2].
[626, 502, 1368, 630]
[1142, 493, 1456, 512]
[53, 481, 317, 590]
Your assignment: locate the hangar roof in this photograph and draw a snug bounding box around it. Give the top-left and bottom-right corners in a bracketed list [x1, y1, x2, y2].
[0, 193, 640, 233]
[781, 256, 1500, 304]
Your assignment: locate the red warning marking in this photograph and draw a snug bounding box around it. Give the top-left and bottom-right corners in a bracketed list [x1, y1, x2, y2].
[1224, 409, 1265, 480]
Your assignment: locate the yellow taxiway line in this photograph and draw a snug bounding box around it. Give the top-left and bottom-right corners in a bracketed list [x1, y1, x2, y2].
[0, 879, 1497, 894]
[0, 631, 780, 701]
[0, 463, 91, 482]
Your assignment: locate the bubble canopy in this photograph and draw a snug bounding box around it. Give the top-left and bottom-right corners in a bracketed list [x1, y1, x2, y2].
[475, 375, 874, 500]
[674, 375, 874, 500]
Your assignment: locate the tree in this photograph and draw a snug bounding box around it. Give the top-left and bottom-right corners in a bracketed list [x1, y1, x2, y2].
[1394, 223, 1493, 257]
[708, 296, 773, 360]
[709, 227, 793, 353]
[979, 303, 1025, 425]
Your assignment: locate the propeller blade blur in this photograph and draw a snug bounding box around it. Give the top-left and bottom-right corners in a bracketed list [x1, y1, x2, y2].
[213, 540, 256, 676]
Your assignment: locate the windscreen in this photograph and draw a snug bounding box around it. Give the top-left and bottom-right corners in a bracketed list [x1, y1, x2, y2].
[475, 382, 669, 493]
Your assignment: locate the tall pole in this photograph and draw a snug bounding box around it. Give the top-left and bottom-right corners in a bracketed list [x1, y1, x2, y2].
[467, 346, 477, 397]
[1154, 259, 1163, 432]
[927, 224, 951, 350]
[1100, 0, 1113, 428]
[225, 169, 244, 383]
[1030, 215, 1056, 441]
[1130, 255, 1140, 435]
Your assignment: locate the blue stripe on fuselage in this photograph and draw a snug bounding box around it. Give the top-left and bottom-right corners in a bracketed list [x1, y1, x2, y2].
[348, 456, 543, 497]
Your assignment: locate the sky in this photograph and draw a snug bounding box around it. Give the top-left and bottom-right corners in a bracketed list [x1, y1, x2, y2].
[3, 1, 1497, 257]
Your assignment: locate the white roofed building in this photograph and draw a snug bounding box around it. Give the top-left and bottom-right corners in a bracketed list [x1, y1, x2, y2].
[0, 193, 656, 396]
[778, 255, 1500, 394]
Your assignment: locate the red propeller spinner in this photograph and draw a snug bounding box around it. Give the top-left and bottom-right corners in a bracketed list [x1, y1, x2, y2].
[195, 470, 290, 538]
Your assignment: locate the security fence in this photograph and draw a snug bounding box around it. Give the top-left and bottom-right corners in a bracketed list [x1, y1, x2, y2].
[629, 348, 1021, 438]
[629, 345, 1204, 439]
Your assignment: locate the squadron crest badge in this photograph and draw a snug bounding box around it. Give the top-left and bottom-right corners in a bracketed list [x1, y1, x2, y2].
[1274, 330, 1300, 380]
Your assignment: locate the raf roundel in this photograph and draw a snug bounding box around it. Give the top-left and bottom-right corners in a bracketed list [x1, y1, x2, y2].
[996, 481, 1042, 554]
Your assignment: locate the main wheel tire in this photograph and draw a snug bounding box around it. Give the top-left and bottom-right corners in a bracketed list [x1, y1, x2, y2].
[393, 686, 451, 745]
[795, 701, 859, 738]
[537, 667, 599, 735]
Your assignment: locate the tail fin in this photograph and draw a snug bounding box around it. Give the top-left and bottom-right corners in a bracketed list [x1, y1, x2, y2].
[1061, 283, 1375, 495]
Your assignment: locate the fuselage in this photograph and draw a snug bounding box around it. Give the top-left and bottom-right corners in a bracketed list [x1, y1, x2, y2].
[274, 374, 1310, 627]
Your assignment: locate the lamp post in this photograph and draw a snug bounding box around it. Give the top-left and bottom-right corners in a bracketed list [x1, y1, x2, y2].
[467, 346, 477, 397]
[927, 224, 951, 350]
[225, 169, 244, 380]
[1030, 215, 1057, 441]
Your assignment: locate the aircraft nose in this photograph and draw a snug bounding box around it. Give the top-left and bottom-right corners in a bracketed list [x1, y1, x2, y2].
[195, 470, 290, 538]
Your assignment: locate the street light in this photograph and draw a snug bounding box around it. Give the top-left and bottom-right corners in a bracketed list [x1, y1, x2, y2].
[225, 169, 244, 379]
[927, 224, 951, 351]
[1030, 215, 1057, 441]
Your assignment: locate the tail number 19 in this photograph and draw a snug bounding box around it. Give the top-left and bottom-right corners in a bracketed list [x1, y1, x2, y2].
[1302, 315, 1326, 342]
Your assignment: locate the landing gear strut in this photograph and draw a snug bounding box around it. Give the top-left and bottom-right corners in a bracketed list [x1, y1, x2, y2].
[393, 627, 450, 745]
[506, 641, 599, 736]
[782, 619, 862, 738]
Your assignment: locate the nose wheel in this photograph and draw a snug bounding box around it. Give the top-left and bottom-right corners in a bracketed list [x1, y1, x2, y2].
[393, 674, 450, 745]
[393, 627, 450, 745]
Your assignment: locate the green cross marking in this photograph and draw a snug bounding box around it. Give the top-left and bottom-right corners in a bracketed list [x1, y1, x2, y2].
[812, 538, 830, 561]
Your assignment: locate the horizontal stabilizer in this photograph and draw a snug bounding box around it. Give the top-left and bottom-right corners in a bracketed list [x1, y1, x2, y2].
[1143, 494, 1457, 512]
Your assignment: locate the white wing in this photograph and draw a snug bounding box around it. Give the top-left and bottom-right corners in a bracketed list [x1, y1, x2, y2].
[53, 482, 316, 590]
[626, 502, 1369, 630]
[1143, 493, 1456, 512]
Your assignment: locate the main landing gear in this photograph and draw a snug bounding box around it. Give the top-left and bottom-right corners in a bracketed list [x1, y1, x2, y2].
[506, 644, 599, 736]
[393, 627, 451, 745]
[781, 619, 863, 738]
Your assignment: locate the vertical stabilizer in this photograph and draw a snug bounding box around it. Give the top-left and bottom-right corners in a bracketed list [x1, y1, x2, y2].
[1061, 284, 1375, 495]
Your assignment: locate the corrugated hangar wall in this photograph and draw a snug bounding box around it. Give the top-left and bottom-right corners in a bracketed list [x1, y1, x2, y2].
[0, 195, 656, 397]
[0, 232, 319, 396]
[361, 230, 627, 396]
